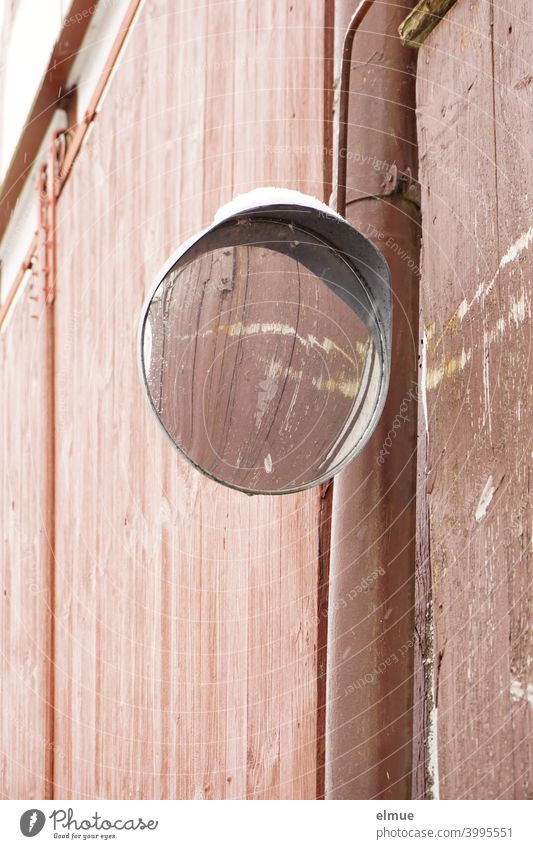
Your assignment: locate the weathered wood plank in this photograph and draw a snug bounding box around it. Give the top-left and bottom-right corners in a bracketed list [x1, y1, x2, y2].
[417, 0, 501, 801]
[490, 0, 533, 799]
[412, 363, 432, 799]
[417, 0, 532, 798]
[52, 0, 325, 799]
[0, 282, 54, 798]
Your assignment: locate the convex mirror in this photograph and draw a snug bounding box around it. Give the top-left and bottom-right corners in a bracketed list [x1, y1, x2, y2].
[139, 188, 391, 494]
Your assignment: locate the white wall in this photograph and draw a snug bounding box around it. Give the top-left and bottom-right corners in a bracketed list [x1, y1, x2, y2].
[0, 0, 136, 305]
[0, 0, 68, 179]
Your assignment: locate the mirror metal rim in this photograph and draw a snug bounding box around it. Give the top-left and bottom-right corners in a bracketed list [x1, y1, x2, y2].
[137, 187, 392, 495]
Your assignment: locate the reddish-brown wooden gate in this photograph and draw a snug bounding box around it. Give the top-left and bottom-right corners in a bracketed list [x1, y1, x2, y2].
[1, 0, 330, 800]
[2, 0, 531, 802]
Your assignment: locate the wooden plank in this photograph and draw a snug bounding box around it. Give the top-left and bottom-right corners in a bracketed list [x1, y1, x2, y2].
[0, 281, 54, 798]
[399, 0, 458, 48]
[417, 0, 499, 802]
[417, 0, 532, 798]
[411, 390, 433, 799]
[227, 0, 326, 797]
[490, 0, 533, 799]
[52, 0, 325, 799]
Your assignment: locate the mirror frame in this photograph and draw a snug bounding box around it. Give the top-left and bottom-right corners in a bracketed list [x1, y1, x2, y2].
[137, 188, 392, 494]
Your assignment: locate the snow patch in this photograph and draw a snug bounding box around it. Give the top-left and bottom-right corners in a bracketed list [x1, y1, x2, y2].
[213, 187, 337, 224]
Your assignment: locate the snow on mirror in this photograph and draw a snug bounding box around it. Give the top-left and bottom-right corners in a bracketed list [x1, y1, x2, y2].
[139, 189, 392, 494]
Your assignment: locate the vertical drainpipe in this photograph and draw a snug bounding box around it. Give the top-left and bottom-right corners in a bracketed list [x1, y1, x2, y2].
[326, 0, 420, 799]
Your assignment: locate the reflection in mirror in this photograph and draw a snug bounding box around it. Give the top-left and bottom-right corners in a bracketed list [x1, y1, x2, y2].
[141, 220, 378, 493]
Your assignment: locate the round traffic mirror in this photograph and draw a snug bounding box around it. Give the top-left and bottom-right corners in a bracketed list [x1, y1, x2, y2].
[138, 189, 391, 494]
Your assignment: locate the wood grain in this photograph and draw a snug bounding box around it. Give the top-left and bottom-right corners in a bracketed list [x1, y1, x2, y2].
[490, 0, 533, 799]
[417, 0, 532, 798]
[51, 0, 327, 799]
[0, 280, 54, 799]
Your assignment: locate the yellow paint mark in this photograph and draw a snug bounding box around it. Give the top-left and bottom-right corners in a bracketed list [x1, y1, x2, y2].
[160, 316, 370, 370]
[430, 309, 460, 354]
[311, 372, 360, 399]
[425, 322, 436, 342]
[426, 348, 471, 391]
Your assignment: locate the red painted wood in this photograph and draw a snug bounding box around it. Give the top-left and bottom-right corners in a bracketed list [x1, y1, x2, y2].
[51, 0, 327, 799]
[0, 280, 54, 799]
[417, 0, 532, 798]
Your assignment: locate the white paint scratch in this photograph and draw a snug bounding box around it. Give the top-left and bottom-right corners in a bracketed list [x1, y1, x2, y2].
[458, 226, 533, 321]
[255, 376, 279, 428]
[509, 291, 527, 326]
[427, 611, 440, 799]
[428, 706, 440, 799]
[495, 316, 506, 337]
[467, 289, 530, 348]
[426, 348, 471, 391]
[510, 679, 533, 704]
[457, 299, 468, 320]
[263, 454, 273, 474]
[482, 327, 492, 438]
[499, 225, 533, 269]
[421, 329, 429, 434]
[475, 476, 495, 522]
